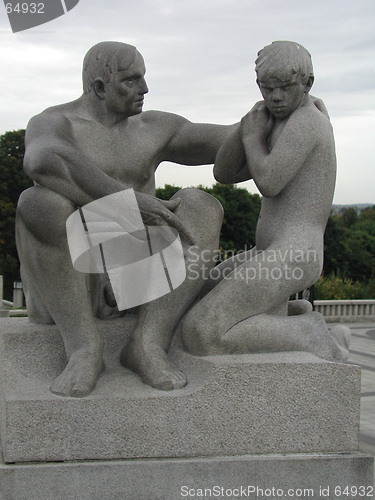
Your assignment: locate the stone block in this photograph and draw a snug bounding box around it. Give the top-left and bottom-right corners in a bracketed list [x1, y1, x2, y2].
[0, 318, 362, 463]
[0, 450, 373, 500]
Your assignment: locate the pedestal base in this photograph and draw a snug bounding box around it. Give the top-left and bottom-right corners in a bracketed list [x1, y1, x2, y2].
[0, 317, 373, 498]
[0, 318, 363, 462]
[0, 451, 373, 500]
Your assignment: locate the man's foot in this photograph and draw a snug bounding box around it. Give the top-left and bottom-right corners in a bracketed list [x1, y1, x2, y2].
[120, 337, 187, 390]
[51, 348, 105, 397]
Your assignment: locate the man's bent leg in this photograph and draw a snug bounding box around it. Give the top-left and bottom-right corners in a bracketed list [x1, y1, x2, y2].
[121, 188, 224, 390]
[16, 186, 104, 397]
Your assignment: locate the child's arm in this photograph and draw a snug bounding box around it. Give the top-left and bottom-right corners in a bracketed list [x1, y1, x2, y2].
[241, 105, 319, 198]
[213, 124, 250, 184]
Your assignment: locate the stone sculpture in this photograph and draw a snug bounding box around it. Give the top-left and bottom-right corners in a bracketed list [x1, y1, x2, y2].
[5, 41, 371, 497]
[182, 41, 350, 361]
[16, 41, 234, 397]
[16, 40, 349, 400]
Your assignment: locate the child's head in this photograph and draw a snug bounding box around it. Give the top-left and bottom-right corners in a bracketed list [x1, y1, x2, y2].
[255, 41, 314, 120]
[255, 41, 314, 86]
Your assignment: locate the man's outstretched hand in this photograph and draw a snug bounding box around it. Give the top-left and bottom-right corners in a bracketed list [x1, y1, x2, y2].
[135, 192, 196, 246]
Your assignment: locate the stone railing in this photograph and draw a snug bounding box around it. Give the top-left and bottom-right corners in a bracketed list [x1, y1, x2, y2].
[0, 275, 27, 317]
[314, 300, 375, 322]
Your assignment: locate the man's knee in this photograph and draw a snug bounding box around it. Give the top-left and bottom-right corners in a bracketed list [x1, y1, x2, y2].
[173, 187, 223, 215]
[17, 186, 76, 245]
[172, 188, 224, 236]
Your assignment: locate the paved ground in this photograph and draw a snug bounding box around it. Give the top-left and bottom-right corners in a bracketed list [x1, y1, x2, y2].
[330, 322, 375, 465]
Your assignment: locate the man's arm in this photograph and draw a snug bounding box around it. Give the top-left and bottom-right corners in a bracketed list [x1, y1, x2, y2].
[24, 112, 195, 243]
[241, 104, 319, 198]
[159, 112, 240, 166]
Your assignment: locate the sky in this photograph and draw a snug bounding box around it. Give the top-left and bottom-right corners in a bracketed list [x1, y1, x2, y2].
[0, 0, 374, 205]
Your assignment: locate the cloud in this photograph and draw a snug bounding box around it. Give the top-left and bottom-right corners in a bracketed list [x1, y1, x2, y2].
[1, 0, 374, 203]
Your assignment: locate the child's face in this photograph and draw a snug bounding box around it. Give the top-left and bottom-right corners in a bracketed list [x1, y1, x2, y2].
[257, 72, 308, 120]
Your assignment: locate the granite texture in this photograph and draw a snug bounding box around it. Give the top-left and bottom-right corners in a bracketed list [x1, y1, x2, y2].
[0, 318, 361, 463]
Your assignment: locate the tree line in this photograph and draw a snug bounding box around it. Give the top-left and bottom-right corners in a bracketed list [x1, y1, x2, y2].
[0, 129, 374, 300]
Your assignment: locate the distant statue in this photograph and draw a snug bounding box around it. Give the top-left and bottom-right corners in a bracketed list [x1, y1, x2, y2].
[182, 41, 350, 360]
[16, 41, 240, 397]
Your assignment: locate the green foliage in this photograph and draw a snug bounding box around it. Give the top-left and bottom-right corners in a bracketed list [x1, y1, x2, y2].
[323, 214, 347, 276]
[315, 274, 375, 300]
[323, 206, 375, 284]
[341, 207, 358, 228]
[155, 184, 182, 201]
[200, 184, 261, 253]
[0, 130, 32, 299]
[319, 205, 375, 299]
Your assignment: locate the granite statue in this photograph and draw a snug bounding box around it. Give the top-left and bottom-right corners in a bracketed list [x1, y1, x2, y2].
[16, 40, 349, 399]
[5, 41, 372, 497]
[16, 41, 236, 397]
[182, 41, 350, 360]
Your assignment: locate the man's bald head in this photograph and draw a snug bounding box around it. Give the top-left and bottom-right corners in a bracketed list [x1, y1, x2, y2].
[82, 41, 138, 95]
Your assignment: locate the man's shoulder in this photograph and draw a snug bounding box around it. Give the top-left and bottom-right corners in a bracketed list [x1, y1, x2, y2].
[140, 110, 188, 128]
[27, 104, 74, 137]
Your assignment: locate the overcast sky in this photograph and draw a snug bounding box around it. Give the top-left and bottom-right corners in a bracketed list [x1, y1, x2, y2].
[0, 0, 374, 204]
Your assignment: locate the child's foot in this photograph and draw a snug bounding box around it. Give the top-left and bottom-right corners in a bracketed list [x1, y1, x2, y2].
[330, 325, 351, 361]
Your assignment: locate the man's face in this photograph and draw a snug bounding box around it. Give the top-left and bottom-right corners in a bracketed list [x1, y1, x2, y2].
[257, 72, 308, 120]
[104, 50, 149, 117]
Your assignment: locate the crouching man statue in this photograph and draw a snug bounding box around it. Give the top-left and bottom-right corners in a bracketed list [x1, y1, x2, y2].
[16, 41, 239, 397]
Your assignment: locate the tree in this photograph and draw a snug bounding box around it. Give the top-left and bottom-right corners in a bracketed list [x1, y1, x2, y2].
[341, 207, 358, 228]
[0, 129, 32, 299]
[202, 184, 261, 254]
[155, 184, 182, 201]
[323, 214, 348, 277]
[322, 206, 375, 293]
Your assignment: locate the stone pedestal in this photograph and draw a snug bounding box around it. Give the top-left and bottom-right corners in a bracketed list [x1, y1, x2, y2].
[0, 317, 373, 499]
[1, 451, 373, 500]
